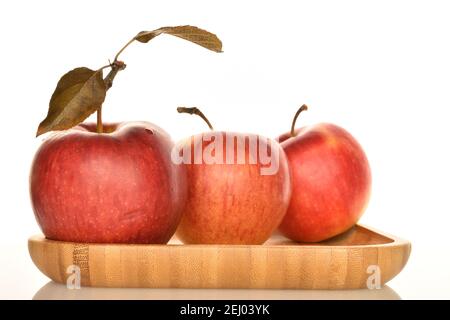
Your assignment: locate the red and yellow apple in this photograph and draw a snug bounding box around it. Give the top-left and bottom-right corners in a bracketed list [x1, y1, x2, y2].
[173, 131, 292, 244]
[278, 122, 371, 242]
[30, 122, 187, 244]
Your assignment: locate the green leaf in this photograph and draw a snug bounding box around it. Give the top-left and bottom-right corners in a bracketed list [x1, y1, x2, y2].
[36, 67, 107, 136]
[135, 25, 223, 53]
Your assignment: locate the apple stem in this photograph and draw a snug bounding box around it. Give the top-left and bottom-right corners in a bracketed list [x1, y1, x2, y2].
[96, 61, 127, 133]
[290, 104, 308, 137]
[177, 107, 214, 130]
[104, 60, 127, 90]
[97, 107, 103, 133]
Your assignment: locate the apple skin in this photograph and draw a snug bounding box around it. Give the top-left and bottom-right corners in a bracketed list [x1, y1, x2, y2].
[30, 122, 187, 244]
[277, 123, 371, 242]
[175, 132, 292, 244]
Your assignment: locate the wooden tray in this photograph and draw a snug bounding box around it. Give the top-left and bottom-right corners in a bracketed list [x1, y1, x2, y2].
[28, 225, 410, 289]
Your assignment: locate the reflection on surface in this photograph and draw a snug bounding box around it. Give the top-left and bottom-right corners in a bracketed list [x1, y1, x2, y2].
[33, 281, 401, 300]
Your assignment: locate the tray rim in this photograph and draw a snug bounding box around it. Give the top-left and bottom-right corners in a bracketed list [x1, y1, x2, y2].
[28, 224, 410, 249]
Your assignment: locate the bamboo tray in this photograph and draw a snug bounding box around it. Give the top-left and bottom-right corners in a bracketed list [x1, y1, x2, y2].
[28, 225, 410, 289]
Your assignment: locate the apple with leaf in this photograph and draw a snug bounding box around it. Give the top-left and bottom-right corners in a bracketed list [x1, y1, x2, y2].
[30, 26, 223, 243]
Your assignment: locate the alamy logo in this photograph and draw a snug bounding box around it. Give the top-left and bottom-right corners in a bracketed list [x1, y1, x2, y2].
[66, 265, 81, 290]
[366, 265, 381, 290]
[171, 132, 281, 176]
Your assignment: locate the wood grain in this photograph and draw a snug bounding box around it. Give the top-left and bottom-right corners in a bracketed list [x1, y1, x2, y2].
[28, 225, 410, 289]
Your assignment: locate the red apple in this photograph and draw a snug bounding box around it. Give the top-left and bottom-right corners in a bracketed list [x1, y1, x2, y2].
[278, 121, 371, 242]
[30, 121, 187, 244]
[173, 131, 292, 244]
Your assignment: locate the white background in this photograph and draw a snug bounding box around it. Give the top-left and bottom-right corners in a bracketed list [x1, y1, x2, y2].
[0, 0, 449, 299]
